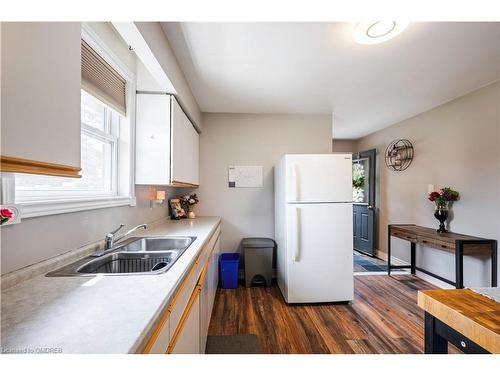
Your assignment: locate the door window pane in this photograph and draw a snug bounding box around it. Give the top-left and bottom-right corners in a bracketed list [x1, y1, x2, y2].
[353, 159, 369, 203]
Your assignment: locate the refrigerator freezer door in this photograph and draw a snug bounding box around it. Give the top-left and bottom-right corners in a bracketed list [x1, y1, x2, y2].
[285, 154, 352, 203]
[285, 202, 353, 303]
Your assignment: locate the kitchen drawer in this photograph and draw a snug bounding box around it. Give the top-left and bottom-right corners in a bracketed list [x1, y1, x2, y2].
[391, 228, 417, 242]
[417, 236, 455, 251]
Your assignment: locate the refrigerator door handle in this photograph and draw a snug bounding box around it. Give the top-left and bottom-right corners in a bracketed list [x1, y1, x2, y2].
[294, 206, 301, 262]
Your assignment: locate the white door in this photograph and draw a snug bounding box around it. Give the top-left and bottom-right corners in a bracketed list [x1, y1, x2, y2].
[285, 202, 353, 303]
[285, 154, 352, 203]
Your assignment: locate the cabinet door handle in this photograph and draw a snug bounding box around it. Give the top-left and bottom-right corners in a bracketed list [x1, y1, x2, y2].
[422, 240, 428, 243]
[441, 244, 447, 248]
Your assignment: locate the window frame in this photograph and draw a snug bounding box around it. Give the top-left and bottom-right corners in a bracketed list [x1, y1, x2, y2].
[2, 24, 137, 220]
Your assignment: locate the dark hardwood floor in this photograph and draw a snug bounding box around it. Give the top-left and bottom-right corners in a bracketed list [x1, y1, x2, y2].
[208, 275, 458, 354]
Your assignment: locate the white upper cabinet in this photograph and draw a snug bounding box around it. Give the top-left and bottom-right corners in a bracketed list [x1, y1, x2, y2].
[135, 93, 199, 186]
[0, 22, 82, 178]
[135, 93, 172, 185]
[170, 97, 199, 186]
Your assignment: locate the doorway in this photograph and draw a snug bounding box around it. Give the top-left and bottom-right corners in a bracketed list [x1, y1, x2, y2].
[352, 149, 376, 257]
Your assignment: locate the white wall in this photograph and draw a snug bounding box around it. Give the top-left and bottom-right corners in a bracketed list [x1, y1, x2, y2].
[332, 139, 357, 153]
[196, 113, 332, 252]
[86, 22, 136, 73]
[357, 81, 500, 287]
[134, 22, 203, 131]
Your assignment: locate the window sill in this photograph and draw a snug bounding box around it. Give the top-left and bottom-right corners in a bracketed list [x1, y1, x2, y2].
[16, 196, 137, 220]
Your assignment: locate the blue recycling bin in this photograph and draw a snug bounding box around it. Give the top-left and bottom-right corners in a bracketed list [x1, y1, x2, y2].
[220, 253, 240, 289]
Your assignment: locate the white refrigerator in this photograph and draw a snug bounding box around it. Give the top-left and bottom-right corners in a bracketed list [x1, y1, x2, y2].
[274, 154, 353, 303]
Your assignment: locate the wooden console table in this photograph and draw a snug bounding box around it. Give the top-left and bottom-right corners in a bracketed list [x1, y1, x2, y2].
[418, 289, 500, 353]
[388, 224, 497, 288]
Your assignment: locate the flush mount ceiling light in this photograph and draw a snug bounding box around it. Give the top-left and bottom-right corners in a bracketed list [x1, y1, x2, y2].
[353, 21, 409, 45]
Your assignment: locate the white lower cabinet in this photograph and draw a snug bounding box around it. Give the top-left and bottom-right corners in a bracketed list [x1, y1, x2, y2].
[170, 291, 201, 354]
[146, 317, 170, 354]
[199, 235, 221, 352]
[208, 237, 220, 315]
[199, 270, 210, 353]
[144, 226, 220, 354]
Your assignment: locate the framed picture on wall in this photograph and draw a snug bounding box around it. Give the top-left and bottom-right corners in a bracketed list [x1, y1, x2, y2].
[169, 198, 187, 220]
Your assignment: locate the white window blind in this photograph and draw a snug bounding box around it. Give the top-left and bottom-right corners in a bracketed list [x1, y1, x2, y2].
[81, 39, 127, 116]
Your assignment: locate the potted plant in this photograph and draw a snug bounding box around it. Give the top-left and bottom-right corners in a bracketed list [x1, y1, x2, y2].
[0, 208, 14, 225]
[428, 187, 460, 233]
[180, 194, 199, 219]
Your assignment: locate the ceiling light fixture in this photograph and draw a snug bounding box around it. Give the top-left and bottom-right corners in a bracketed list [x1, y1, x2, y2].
[353, 21, 409, 45]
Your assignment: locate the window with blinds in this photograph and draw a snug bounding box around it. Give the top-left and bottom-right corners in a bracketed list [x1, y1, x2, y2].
[12, 25, 136, 216]
[81, 39, 127, 116]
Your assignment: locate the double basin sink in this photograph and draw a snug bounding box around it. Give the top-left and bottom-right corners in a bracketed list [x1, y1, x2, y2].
[47, 236, 196, 277]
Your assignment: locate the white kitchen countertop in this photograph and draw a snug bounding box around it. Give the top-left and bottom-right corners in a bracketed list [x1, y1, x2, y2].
[0, 217, 221, 354]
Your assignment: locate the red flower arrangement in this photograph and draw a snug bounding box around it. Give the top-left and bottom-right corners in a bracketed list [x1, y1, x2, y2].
[428, 187, 460, 207]
[0, 208, 14, 225]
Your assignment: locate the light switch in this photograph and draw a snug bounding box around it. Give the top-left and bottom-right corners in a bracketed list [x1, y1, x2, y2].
[427, 184, 435, 194]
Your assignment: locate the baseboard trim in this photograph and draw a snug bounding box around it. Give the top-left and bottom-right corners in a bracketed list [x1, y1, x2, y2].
[414, 271, 454, 289]
[376, 250, 407, 266]
[375, 249, 451, 289]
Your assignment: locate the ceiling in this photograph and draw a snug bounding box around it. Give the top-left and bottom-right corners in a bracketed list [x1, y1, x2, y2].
[162, 22, 500, 139]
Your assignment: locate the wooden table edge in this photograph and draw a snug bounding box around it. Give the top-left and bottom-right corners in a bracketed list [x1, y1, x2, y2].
[417, 289, 500, 354]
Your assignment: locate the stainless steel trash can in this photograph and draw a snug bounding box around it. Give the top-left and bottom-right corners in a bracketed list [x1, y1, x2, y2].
[241, 238, 276, 287]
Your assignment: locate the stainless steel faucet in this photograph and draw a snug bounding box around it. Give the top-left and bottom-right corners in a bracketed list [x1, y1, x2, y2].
[104, 224, 125, 251]
[94, 223, 148, 257]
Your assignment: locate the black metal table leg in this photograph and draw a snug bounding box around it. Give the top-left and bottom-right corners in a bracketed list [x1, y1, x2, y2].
[424, 312, 448, 354]
[426, 312, 490, 354]
[492, 240, 497, 287]
[411, 242, 416, 275]
[387, 225, 391, 276]
[455, 240, 464, 289]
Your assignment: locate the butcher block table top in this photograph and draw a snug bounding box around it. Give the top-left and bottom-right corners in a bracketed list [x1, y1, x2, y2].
[417, 289, 500, 353]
